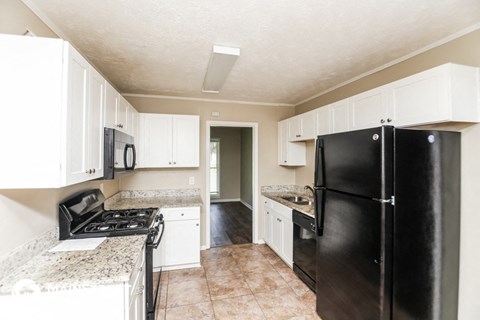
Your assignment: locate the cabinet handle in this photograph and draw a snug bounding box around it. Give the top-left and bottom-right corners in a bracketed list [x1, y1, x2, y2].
[277, 218, 282, 222]
[173, 161, 176, 165]
[196, 223, 199, 226]
[284, 160, 287, 163]
[181, 213, 184, 216]
[266, 212, 269, 215]
[92, 168, 96, 173]
[387, 118, 392, 123]
[169, 162, 172, 165]
[296, 134, 301, 137]
[380, 119, 385, 124]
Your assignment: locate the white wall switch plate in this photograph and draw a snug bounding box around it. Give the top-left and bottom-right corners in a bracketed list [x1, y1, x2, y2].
[189, 176, 195, 185]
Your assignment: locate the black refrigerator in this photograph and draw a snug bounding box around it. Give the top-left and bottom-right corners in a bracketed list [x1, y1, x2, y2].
[314, 126, 460, 320]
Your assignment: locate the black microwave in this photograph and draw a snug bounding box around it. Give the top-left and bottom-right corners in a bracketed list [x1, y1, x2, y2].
[104, 128, 136, 179]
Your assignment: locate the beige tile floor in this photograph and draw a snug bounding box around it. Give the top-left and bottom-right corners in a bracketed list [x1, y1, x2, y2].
[156, 243, 321, 320]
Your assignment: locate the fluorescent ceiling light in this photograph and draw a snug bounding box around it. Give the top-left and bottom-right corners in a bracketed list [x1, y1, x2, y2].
[202, 45, 240, 93]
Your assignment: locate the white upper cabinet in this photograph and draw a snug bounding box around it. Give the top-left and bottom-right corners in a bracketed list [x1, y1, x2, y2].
[388, 63, 480, 127]
[105, 83, 139, 137]
[349, 87, 391, 130]
[172, 115, 200, 167]
[105, 82, 119, 129]
[330, 98, 350, 133]
[288, 110, 316, 141]
[0, 35, 105, 188]
[280, 63, 479, 145]
[278, 120, 306, 166]
[315, 105, 331, 136]
[86, 67, 105, 180]
[139, 114, 199, 168]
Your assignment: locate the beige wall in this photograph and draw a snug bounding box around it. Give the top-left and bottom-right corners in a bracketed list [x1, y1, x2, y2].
[0, 0, 122, 258]
[120, 96, 296, 246]
[0, 0, 57, 38]
[294, 29, 480, 320]
[240, 128, 253, 206]
[211, 127, 242, 200]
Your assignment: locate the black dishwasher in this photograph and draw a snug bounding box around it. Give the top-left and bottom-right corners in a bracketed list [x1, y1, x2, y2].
[292, 209, 316, 292]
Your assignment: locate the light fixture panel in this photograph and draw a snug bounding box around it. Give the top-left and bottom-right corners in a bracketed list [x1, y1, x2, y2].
[202, 45, 240, 93]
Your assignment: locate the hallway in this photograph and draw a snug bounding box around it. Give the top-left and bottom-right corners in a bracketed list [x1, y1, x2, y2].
[210, 202, 252, 247]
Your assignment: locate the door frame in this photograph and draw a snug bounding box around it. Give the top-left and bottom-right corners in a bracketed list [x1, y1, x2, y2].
[205, 121, 259, 249]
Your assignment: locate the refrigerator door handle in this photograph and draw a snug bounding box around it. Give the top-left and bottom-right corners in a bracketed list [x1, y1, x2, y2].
[314, 188, 326, 237]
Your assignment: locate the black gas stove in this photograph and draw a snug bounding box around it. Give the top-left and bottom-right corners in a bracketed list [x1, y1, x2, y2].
[59, 189, 162, 240]
[59, 189, 164, 320]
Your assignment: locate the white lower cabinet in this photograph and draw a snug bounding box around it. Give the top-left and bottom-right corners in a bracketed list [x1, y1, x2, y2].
[0, 246, 145, 320]
[127, 247, 146, 320]
[154, 207, 201, 271]
[263, 197, 293, 267]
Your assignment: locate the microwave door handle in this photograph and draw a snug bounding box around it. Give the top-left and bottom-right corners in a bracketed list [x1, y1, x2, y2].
[124, 144, 136, 170]
[131, 144, 136, 170]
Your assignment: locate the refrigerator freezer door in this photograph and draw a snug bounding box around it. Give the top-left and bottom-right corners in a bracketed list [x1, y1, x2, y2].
[316, 190, 392, 320]
[315, 126, 394, 199]
[393, 129, 460, 320]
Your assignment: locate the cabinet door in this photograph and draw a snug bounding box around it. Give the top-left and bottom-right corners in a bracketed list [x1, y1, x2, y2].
[128, 106, 138, 139]
[164, 219, 200, 266]
[172, 115, 199, 167]
[142, 114, 172, 167]
[278, 120, 289, 165]
[316, 105, 331, 136]
[288, 116, 302, 141]
[117, 96, 129, 132]
[389, 67, 449, 127]
[104, 82, 118, 129]
[264, 209, 272, 245]
[330, 99, 350, 133]
[65, 46, 90, 185]
[350, 87, 391, 130]
[271, 212, 283, 254]
[281, 218, 293, 266]
[299, 110, 316, 140]
[278, 119, 306, 166]
[87, 68, 105, 179]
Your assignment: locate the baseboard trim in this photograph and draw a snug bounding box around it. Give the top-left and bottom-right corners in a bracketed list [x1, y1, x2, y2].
[255, 239, 266, 244]
[239, 199, 253, 210]
[200, 245, 209, 250]
[210, 198, 241, 203]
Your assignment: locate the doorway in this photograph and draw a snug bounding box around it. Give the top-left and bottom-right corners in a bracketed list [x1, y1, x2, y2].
[205, 121, 258, 249]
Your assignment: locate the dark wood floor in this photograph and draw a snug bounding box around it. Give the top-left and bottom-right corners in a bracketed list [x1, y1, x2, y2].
[210, 201, 252, 248]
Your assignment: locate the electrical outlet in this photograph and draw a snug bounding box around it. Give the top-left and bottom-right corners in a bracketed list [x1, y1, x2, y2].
[189, 176, 195, 185]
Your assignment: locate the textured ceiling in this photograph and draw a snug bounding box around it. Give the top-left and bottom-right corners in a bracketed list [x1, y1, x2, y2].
[26, 0, 480, 105]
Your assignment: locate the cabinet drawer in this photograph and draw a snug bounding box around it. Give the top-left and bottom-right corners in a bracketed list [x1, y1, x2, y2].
[272, 201, 292, 221]
[161, 207, 200, 221]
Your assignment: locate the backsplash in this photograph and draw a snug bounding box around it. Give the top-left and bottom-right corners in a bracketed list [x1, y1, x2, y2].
[261, 185, 306, 194]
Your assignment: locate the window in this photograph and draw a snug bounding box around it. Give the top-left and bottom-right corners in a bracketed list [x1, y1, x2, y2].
[210, 139, 220, 197]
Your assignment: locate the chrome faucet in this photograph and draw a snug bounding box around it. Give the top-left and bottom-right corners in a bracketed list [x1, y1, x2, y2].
[304, 185, 314, 196]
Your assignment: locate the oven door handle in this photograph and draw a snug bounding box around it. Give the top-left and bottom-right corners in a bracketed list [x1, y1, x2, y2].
[153, 220, 165, 249]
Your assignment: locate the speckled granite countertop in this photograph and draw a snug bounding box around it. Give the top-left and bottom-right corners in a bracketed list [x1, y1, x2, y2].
[261, 185, 314, 218]
[104, 189, 203, 211]
[0, 235, 146, 295]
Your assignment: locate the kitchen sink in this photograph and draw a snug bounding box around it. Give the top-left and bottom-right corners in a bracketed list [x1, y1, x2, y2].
[281, 195, 312, 206]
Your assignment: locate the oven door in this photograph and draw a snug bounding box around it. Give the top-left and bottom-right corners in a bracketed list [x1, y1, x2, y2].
[292, 210, 316, 292]
[146, 218, 164, 320]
